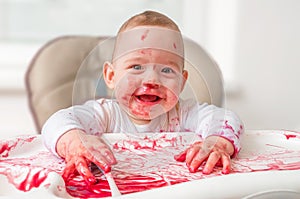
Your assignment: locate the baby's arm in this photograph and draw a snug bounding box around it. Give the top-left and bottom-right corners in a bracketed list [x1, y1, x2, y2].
[41, 100, 107, 156]
[42, 100, 116, 183]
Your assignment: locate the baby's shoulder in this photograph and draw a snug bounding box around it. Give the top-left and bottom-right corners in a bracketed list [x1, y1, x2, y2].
[178, 98, 200, 109]
[178, 98, 216, 113]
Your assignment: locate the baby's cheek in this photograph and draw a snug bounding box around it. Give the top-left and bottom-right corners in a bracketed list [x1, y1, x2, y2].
[167, 90, 180, 102]
[116, 76, 139, 102]
[164, 81, 181, 94]
[164, 92, 180, 109]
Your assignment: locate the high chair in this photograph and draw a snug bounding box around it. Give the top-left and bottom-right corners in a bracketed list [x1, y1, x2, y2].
[25, 35, 224, 133]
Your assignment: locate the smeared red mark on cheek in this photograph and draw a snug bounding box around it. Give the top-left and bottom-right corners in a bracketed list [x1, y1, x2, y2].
[117, 76, 137, 105]
[121, 95, 128, 102]
[173, 43, 177, 49]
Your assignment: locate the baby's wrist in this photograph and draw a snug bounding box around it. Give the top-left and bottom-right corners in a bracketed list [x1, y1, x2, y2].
[56, 129, 85, 158]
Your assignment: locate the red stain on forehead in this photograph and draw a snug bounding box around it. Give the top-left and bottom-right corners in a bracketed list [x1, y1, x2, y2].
[141, 30, 150, 41]
[139, 49, 152, 55]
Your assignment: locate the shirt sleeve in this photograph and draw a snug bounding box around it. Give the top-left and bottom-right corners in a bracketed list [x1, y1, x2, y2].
[180, 99, 244, 156]
[41, 99, 108, 156]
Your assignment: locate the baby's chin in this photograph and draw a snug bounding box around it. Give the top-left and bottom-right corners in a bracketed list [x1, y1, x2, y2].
[128, 107, 163, 121]
[127, 115, 152, 125]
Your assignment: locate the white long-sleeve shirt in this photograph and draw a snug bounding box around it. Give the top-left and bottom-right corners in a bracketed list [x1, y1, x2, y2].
[42, 98, 244, 156]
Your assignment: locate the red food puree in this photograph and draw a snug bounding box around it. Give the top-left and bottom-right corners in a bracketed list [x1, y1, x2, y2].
[0, 132, 300, 198]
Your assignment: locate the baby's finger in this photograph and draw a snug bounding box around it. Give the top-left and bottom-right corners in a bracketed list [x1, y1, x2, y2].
[85, 151, 114, 173]
[62, 160, 76, 181]
[221, 153, 231, 174]
[86, 142, 117, 166]
[97, 147, 117, 165]
[77, 134, 116, 164]
[74, 156, 96, 184]
[174, 149, 187, 162]
[185, 144, 201, 166]
[188, 149, 208, 173]
[202, 151, 221, 174]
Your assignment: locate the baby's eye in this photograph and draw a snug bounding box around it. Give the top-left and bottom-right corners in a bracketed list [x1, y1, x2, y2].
[161, 67, 174, 73]
[132, 65, 143, 70]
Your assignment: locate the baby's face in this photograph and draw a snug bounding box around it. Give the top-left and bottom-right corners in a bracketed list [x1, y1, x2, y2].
[103, 26, 187, 124]
[108, 49, 187, 124]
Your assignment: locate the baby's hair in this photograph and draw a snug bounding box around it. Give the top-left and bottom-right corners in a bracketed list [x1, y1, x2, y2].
[118, 10, 180, 33]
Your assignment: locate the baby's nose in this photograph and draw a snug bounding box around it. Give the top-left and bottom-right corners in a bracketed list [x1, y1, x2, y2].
[142, 82, 160, 89]
[142, 70, 161, 88]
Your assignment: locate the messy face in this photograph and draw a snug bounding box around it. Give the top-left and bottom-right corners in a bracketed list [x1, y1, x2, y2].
[104, 27, 187, 124]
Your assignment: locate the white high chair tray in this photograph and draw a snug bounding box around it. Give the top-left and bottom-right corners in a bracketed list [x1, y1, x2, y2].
[0, 130, 300, 199]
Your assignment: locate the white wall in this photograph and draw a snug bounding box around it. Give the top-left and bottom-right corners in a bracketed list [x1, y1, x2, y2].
[227, 0, 300, 130]
[183, 0, 300, 131]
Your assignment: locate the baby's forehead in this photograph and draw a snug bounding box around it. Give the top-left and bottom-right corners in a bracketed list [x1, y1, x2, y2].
[113, 26, 184, 63]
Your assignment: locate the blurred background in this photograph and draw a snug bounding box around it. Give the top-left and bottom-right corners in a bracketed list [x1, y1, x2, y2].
[0, 0, 299, 138]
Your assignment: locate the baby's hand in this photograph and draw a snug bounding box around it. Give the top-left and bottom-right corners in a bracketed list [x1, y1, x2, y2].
[56, 129, 117, 184]
[174, 136, 234, 174]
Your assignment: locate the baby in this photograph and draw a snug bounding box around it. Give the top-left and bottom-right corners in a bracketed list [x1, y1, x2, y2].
[42, 10, 244, 184]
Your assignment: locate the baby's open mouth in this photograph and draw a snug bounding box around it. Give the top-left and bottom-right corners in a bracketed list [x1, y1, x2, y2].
[136, 94, 162, 103]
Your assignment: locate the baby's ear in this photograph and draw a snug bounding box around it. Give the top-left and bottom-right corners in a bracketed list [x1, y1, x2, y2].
[103, 61, 115, 89]
[180, 69, 188, 91]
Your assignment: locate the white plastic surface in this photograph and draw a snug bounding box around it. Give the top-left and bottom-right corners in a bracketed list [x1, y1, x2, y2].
[0, 130, 300, 199]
